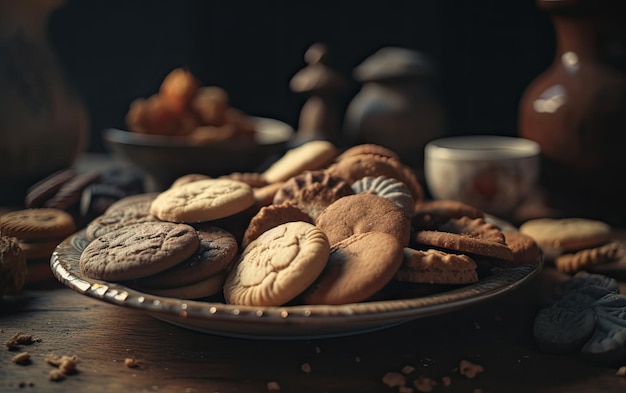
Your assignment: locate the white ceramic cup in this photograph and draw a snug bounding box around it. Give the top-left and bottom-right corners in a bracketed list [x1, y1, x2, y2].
[424, 135, 540, 218]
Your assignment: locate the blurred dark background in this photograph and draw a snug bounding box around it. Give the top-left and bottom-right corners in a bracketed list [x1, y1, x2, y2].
[48, 0, 555, 153]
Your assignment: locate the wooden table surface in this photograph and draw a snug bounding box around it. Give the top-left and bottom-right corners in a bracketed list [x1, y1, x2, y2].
[2, 269, 626, 393]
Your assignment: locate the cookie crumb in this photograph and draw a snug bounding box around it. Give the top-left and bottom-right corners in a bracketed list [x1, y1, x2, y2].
[402, 365, 416, 374]
[616, 366, 626, 377]
[125, 357, 139, 368]
[412, 376, 437, 392]
[12, 352, 31, 365]
[49, 369, 65, 382]
[5, 332, 39, 350]
[399, 386, 414, 393]
[382, 371, 406, 387]
[441, 376, 452, 387]
[301, 362, 311, 373]
[46, 354, 78, 375]
[266, 381, 280, 391]
[459, 360, 484, 379]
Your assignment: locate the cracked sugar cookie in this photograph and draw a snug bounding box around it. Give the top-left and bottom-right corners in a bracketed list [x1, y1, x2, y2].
[223, 221, 330, 306]
[150, 178, 254, 223]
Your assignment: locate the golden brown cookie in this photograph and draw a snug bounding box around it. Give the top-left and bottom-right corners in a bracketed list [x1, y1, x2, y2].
[316, 193, 411, 246]
[554, 242, 626, 274]
[502, 231, 542, 265]
[272, 170, 354, 220]
[300, 232, 404, 305]
[351, 176, 414, 217]
[80, 222, 200, 281]
[519, 218, 612, 256]
[241, 202, 314, 249]
[396, 248, 478, 285]
[223, 221, 330, 306]
[0, 235, 27, 297]
[0, 208, 76, 241]
[414, 217, 513, 262]
[262, 140, 338, 183]
[133, 226, 238, 289]
[150, 179, 255, 223]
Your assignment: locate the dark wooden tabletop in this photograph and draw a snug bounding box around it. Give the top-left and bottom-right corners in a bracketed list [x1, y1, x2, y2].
[2, 268, 626, 393]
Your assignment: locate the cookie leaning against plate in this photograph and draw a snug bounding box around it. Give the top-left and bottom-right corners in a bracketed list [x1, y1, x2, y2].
[150, 179, 255, 223]
[223, 221, 330, 307]
[300, 231, 404, 305]
[0, 208, 77, 241]
[80, 222, 200, 281]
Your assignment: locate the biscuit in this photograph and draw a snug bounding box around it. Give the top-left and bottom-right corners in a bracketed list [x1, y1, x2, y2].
[414, 217, 513, 262]
[150, 179, 255, 223]
[503, 231, 542, 265]
[554, 242, 626, 274]
[519, 218, 612, 257]
[223, 221, 330, 306]
[80, 222, 200, 281]
[0, 236, 27, 297]
[351, 176, 414, 217]
[0, 208, 77, 241]
[136, 271, 227, 299]
[335, 144, 400, 162]
[273, 170, 354, 220]
[134, 226, 238, 288]
[301, 232, 404, 305]
[169, 173, 211, 189]
[396, 248, 478, 285]
[262, 140, 338, 183]
[241, 202, 313, 249]
[85, 201, 158, 242]
[316, 193, 411, 246]
[413, 199, 484, 230]
[25, 169, 76, 208]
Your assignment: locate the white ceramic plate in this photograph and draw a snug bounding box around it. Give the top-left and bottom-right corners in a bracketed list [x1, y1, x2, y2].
[52, 230, 542, 340]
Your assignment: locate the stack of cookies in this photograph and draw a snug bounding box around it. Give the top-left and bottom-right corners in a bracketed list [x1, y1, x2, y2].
[0, 208, 77, 285]
[77, 141, 541, 306]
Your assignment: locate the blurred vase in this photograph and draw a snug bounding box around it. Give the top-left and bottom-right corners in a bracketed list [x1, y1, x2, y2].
[343, 47, 445, 174]
[518, 0, 626, 223]
[0, 0, 89, 205]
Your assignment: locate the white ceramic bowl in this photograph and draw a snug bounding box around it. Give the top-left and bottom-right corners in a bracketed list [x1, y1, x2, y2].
[424, 135, 540, 218]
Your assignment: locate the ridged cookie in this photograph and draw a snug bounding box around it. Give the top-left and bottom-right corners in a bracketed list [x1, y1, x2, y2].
[396, 248, 478, 285]
[351, 176, 414, 217]
[0, 208, 76, 241]
[223, 221, 330, 306]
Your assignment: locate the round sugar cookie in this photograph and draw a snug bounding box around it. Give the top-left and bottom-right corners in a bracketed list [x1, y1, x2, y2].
[134, 226, 238, 288]
[519, 218, 612, 256]
[150, 179, 255, 223]
[80, 222, 199, 281]
[0, 208, 76, 241]
[223, 221, 330, 306]
[301, 232, 404, 305]
[316, 193, 411, 246]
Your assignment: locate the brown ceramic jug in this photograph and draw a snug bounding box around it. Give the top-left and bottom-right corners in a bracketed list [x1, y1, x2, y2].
[518, 0, 626, 224]
[0, 0, 89, 205]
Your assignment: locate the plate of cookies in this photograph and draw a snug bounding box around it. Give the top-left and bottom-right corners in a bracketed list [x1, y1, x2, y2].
[51, 142, 543, 340]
